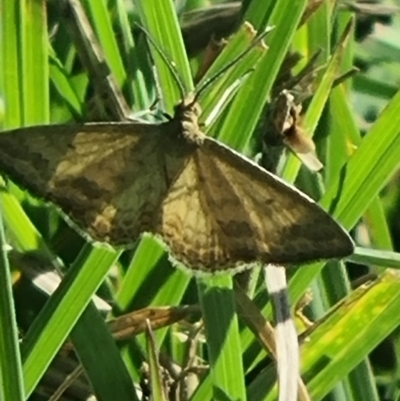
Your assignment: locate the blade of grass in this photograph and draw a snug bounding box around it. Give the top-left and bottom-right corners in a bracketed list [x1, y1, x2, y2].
[200, 23, 268, 139]
[49, 48, 85, 119]
[288, 86, 400, 312]
[304, 270, 400, 400]
[20, 0, 49, 125]
[81, 0, 128, 90]
[65, 0, 131, 119]
[136, 0, 193, 113]
[197, 275, 247, 401]
[0, 205, 25, 401]
[349, 247, 400, 269]
[1, 0, 22, 128]
[70, 303, 140, 401]
[22, 246, 120, 397]
[146, 321, 168, 401]
[217, 0, 309, 151]
[114, 0, 150, 109]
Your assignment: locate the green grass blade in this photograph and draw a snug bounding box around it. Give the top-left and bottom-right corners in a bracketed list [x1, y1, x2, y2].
[217, 0, 308, 151]
[20, 0, 49, 125]
[349, 247, 400, 269]
[0, 206, 25, 401]
[81, 0, 128, 90]
[22, 246, 120, 397]
[1, 0, 22, 128]
[136, 0, 193, 112]
[198, 275, 247, 401]
[304, 271, 400, 400]
[322, 88, 400, 226]
[71, 303, 140, 401]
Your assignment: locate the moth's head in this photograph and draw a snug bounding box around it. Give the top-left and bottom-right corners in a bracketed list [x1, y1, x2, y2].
[174, 93, 202, 117]
[173, 93, 205, 144]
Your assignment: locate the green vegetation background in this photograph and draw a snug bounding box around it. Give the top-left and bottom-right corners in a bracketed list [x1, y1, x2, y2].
[1, 0, 400, 400]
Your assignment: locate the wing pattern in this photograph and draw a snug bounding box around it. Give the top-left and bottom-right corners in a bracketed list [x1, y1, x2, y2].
[0, 123, 168, 243]
[155, 136, 353, 271]
[0, 101, 353, 272]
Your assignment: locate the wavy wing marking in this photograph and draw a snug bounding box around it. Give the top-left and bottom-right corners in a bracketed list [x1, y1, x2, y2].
[0, 123, 167, 243]
[154, 152, 232, 270]
[200, 138, 354, 266]
[156, 137, 353, 271]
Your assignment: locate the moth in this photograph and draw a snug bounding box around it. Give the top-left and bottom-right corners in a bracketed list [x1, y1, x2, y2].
[0, 95, 354, 272]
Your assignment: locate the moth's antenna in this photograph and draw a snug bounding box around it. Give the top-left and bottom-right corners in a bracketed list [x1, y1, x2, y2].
[136, 23, 273, 106]
[204, 70, 253, 127]
[135, 24, 186, 101]
[192, 25, 274, 105]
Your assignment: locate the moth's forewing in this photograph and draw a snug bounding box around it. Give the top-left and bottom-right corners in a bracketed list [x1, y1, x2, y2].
[0, 123, 167, 243]
[156, 135, 354, 272]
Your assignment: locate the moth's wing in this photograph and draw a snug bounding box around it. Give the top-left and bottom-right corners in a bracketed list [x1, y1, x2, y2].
[154, 150, 236, 271]
[156, 137, 353, 272]
[199, 138, 354, 266]
[0, 123, 168, 244]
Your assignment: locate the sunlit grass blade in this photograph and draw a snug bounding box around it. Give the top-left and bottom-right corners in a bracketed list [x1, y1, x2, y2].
[136, 0, 193, 112]
[22, 246, 120, 397]
[0, 205, 25, 401]
[199, 23, 268, 141]
[197, 275, 247, 401]
[304, 270, 400, 400]
[349, 247, 400, 269]
[287, 83, 400, 298]
[322, 90, 400, 226]
[81, 0, 128, 90]
[146, 321, 168, 401]
[20, 0, 49, 125]
[1, 0, 22, 129]
[70, 303, 140, 401]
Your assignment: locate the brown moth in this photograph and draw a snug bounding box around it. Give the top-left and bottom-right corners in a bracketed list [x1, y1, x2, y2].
[0, 95, 353, 272]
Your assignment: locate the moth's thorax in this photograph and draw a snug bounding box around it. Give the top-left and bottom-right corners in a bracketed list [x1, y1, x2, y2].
[173, 96, 206, 145]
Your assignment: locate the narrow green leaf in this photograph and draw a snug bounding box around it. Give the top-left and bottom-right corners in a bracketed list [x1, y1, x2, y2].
[0, 205, 25, 401]
[20, 0, 49, 125]
[198, 275, 247, 401]
[22, 246, 120, 397]
[136, 0, 193, 113]
[304, 271, 400, 400]
[71, 304, 140, 401]
[218, 0, 308, 151]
